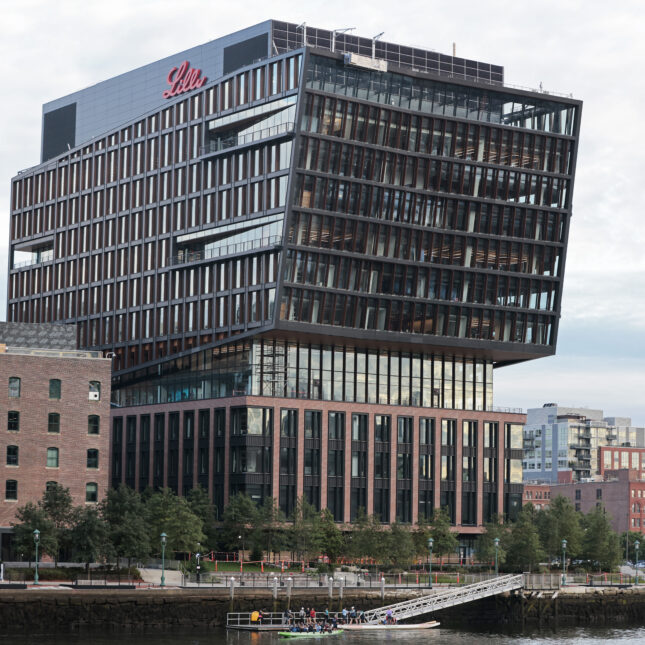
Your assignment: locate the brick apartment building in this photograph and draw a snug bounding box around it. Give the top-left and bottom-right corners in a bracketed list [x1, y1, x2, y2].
[0, 323, 111, 556]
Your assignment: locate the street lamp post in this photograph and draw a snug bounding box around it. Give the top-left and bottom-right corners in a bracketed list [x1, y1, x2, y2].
[635, 540, 640, 586]
[196, 546, 201, 586]
[427, 537, 434, 588]
[160, 532, 167, 588]
[33, 529, 40, 586]
[561, 539, 567, 586]
[494, 537, 500, 577]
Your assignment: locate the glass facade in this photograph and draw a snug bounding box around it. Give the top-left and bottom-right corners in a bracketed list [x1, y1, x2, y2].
[113, 338, 493, 410]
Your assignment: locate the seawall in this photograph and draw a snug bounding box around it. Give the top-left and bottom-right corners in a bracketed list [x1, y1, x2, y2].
[0, 587, 644, 632]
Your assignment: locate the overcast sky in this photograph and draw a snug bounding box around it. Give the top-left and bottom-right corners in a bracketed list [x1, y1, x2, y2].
[1, 0, 644, 423]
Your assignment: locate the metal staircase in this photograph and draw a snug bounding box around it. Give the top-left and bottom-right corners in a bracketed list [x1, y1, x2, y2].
[363, 574, 524, 624]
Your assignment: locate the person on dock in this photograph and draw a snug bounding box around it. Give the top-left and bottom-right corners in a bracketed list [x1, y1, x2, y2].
[323, 607, 330, 625]
[341, 607, 348, 623]
[299, 607, 306, 623]
[349, 606, 357, 624]
[309, 607, 316, 624]
[283, 608, 292, 625]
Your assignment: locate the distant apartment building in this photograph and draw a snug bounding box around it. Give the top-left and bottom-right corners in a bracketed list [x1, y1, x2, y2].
[523, 403, 645, 483]
[553, 468, 645, 534]
[0, 323, 111, 557]
[523, 481, 551, 510]
[599, 446, 645, 479]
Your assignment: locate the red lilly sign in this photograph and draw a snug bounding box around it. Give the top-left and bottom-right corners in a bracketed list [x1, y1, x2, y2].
[162, 61, 207, 99]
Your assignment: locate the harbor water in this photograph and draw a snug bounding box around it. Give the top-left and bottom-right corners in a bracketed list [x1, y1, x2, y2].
[1, 626, 645, 644]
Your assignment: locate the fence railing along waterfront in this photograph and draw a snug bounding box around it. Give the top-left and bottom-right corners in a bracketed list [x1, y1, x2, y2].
[183, 570, 645, 590]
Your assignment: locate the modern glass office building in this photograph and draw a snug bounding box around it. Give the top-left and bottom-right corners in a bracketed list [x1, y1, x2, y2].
[8, 20, 581, 540]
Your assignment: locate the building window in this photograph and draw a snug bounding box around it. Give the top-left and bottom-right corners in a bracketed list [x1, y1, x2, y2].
[575, 489, 581, 500]
[89, 381, 101, 401]
[596, 488, 602, 500]
[48, 413, 60, 433]
[375, 415, 390, 442]
[47, 447, 59, 468]
[49, 379, 61, 399]
[397, 417, 413, 443]
[8, 377, 20, 398]
[86, 482, 98, 503]
[7, 411, 19, 432]
[420, 418, 434, 445]
[280, 409, 297, 437]
[46, 481, 58, 492]
[5, 479, 17, 500]
[441, 419, 456, 445]
[328, 411, 345, 440]
[87, 449, 99, 469]
[304, 410, 321, 438]
[352, 413, 368, 441]
[88, 415, 100, 435]
[6, 445, 18, 466]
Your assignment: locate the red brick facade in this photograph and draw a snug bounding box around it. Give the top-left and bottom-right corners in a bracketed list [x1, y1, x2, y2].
[0, 351, 111, 527]
[552, 469, 645, 534]
[523, 482, 551, 510]
[112, 396, 525, 536]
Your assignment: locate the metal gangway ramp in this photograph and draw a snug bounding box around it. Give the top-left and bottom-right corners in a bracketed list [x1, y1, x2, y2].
[363, 574, 524, 624]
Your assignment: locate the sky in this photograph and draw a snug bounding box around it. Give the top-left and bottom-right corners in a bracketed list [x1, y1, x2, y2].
[1, 0, 644, 423]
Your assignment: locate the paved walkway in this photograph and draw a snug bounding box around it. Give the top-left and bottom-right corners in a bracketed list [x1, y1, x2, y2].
[138, 568, 183, 586]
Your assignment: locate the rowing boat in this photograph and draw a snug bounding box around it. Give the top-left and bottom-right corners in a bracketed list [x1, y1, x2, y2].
[278, 629, 345, 638]
[342, 620, 440, 630]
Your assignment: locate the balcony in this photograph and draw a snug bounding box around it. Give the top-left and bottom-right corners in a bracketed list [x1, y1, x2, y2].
[168, 235, 282, 266]
[200, 122, 294, 156]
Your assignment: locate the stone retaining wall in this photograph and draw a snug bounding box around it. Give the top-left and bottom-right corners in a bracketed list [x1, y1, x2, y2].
[0, 587, 644, 632]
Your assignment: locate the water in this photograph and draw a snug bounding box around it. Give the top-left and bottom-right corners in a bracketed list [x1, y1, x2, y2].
[1, 626, 644, 644]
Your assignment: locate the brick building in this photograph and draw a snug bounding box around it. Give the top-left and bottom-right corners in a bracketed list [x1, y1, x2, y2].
[523, 482, 551, 510]
[552, 469, 645, 534]
[0, 323, 111, 556]
[8, 21, 582, 543]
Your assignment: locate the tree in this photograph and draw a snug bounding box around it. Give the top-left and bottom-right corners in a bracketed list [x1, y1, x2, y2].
[349, 510, 383, 562]
[187, 486, 218, 550]
[384, 522, 416, 569]
[319, 509, 345, 565]
[11, 503, 57, 564]
[474, 515, 506, 571]
[430, 509, 458, 569]
[101, 485, 150, 566]
[622, 530, 643, 564]
[412, 516, 432, 559]
[536, 495, 583, 561]
[582, 505, 622, 571]
[145, 488, 205, 554]
[254, 496, 287, 559]
[289, 496, 323, 562]
[221, 492, 259, 556]
[39, 484, 73, 564]
[69, 506, 113, 573]
[505, 505, 544, 572]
